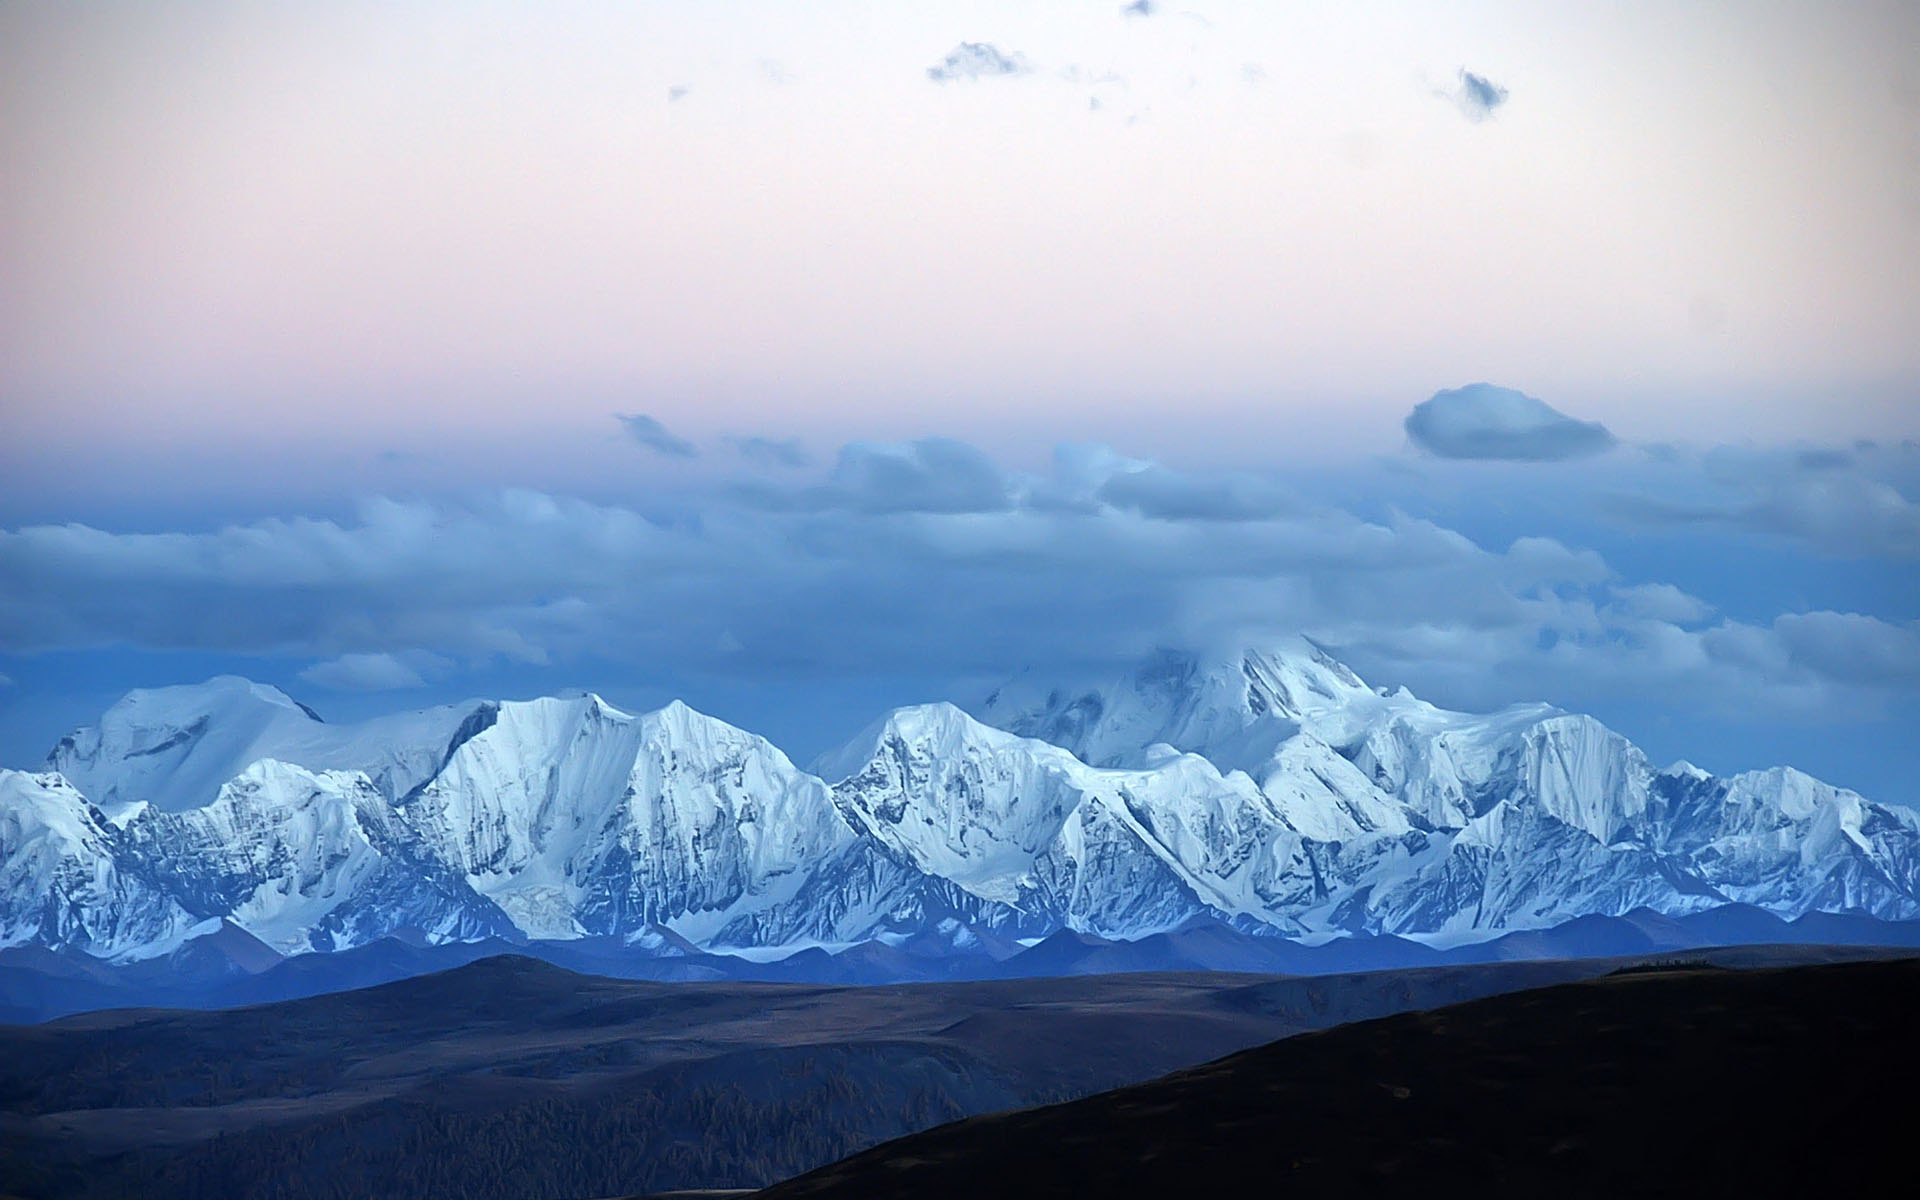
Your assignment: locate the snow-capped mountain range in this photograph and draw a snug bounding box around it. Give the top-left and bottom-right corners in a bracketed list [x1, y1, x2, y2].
[4, 642, 1916, 962]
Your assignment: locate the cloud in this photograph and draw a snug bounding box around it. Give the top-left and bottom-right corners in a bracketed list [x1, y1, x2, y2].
[730, 436, 811, 469]
[667, 85, 689, 103]
[741, 438, 1015, 514]
[299, 651, 445, 692]
[825, 438, 1015, 513]
[1794, 447, 1854, 470]
[927, 43, 1031, 83]
[1700, 612, 1920, 690]
[1768, 611, 1920, 685]
[1607, 582, 1715, 626]
[1607, 443, 1920, 559]
[616, 413, 699, 459]
[1405, 383, 1617, 461]
[0, 672, 12, 689]
[1444, 69, 1509, 122]
[1120, 0, 1157, 16]
[2, 439, 1914, 740]
[1095, 464, 1300, 522]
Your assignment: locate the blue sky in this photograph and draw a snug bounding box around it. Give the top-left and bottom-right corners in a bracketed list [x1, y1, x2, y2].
[1, 2, 1916, 803]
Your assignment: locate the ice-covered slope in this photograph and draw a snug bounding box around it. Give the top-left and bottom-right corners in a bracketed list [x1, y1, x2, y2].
[822, 703, 1223, 935]
[121, 761, 515, 954]
[973, 644, 1920, 932]
[4, 648, 1917, 963]
[46, 677, 495, 817]
[401, 695, 875, 944]
[0, 772, 202, 959]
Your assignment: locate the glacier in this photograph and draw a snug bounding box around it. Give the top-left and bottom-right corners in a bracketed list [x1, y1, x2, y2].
[3, 641, 1916, 964]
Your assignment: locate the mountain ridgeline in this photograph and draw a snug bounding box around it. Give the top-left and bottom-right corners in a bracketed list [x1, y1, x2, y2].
[4, 640, 1916, 965]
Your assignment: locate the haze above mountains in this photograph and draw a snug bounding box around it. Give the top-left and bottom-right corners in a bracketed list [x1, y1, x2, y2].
[5, 638, 1914, 972]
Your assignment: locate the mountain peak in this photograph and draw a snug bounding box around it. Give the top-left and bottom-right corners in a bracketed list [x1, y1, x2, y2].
[642, 698, 783, 759]
[812, 701, 1016, 784]
[14, 655, 1917, 965]
[977, 637, 1376, 768]
[47, 681, 499, 816]
[107, 675, 318, 728]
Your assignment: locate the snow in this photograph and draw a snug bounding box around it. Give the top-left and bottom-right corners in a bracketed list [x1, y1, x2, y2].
[7, 639, 1918, 961]
[46, 676, 494, 815]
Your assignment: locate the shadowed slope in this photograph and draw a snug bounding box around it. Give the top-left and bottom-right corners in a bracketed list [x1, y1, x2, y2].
[756, 957, 1920, 1199]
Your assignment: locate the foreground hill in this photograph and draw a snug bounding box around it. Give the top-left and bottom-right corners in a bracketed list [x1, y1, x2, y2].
[1, 949, 1876, 1200]
[755, 956, 1920, 1199]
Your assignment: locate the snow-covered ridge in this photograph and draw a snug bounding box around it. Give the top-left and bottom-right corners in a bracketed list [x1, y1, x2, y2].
[4, 642, 1916, 962]
[47, 676, 497, 818]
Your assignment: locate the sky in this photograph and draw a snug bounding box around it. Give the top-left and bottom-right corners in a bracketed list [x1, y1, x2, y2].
[1, 1, 1916, 803]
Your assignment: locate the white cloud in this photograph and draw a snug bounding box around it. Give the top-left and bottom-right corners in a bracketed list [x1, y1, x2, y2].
[299, 651, 448, 692]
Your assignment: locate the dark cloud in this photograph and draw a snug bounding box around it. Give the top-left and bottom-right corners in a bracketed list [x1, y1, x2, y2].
[813, 438, 1015, 514]
[1608, 445, 1920, 559]
[1447, 69, 1509, 122]
[927, 43, 1031, 83]
[1405, 383, 1616, 462]
[667, 85, 689, 103]
[3, 439, 1912, 733]
[729, 436, 811, 469]
[1795, 447, 1854, 470]
[616, 413, 699, 459]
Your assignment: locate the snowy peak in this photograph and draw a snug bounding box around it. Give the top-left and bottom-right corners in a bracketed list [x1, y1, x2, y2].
[400, 694, 857, 942]
[815, 701, 1043, 784]
[823, 703, 1095, 894]
[46, 677, 324, 817]
[1505, 714, 1655, 844]
[0, 769, 203, 960]
[977, 637, 1375, 770]
[7, 658, 1918, 964]
[1238, 638, 1375, 719]
[46, 675, 499, 817]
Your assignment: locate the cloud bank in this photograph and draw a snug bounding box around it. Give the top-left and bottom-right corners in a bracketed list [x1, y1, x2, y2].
[1608, 443, 1920, 559]
[3, 439, 1911, 731]
[1406, 383, 1617, 461]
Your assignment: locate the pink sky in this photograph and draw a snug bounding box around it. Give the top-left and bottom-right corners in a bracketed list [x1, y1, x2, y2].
[3, 0, 1916, 506]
